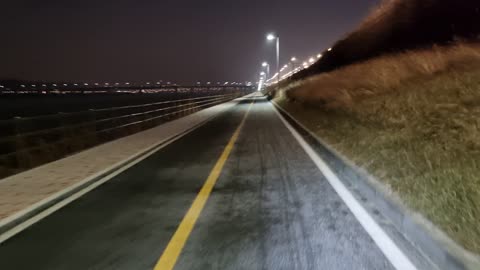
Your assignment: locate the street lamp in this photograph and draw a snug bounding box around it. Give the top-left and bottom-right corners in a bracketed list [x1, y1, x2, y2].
[262, 61, 270, 79]
[266, 33, 280, 87]
[291, 57, 297, 73]
[259, 71, 268, 91]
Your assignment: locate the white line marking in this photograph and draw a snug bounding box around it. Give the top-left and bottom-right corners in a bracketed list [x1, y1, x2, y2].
[272, 103, 418, 270]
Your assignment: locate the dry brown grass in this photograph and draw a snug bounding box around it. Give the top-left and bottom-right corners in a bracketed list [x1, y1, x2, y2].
[286, 43, 480, 107]
[275, 42, 480, 253]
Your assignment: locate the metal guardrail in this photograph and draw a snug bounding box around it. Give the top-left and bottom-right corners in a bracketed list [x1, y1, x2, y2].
[0, 92, 243, 169]
[0, 94, 233, 137]
[0, 85, 254, 95]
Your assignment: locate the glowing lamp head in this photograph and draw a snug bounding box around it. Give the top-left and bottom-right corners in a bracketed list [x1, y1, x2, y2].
[262, 62, 268, 67]
[266, 33, 276, 41]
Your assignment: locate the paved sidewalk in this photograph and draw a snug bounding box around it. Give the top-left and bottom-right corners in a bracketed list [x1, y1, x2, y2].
[0, 97, 245, 230]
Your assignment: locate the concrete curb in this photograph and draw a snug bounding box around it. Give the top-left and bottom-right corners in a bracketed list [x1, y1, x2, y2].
[0, 95, 250, 241]
[272, 100, 480, 270]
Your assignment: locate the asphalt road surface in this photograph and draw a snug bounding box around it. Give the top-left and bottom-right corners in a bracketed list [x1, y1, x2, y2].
[0, 95, 396, 270]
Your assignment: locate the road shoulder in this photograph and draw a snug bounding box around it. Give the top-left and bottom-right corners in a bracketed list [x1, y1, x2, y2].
[272, 99, 480, 270]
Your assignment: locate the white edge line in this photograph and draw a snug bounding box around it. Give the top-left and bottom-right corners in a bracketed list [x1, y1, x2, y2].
[271, 102, 418, 270]
[0, 96, 247, 244]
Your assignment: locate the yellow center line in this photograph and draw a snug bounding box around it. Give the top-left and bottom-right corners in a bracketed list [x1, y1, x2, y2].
[153, 99, 255, 270]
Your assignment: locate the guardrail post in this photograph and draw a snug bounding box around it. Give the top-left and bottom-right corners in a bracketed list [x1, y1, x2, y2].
[58, 112, 73, 155]
[88, 109, 98, 146]
[13, 116, 27, 170]
[175, 100, 180, 118]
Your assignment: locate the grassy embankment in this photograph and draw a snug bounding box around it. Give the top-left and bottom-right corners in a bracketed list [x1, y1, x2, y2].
[274, 43, 480, 253]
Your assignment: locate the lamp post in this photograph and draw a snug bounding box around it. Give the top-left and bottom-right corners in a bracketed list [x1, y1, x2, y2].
[258, 72, 266, 92]
[262, 62, 270, 80]
[260, 71, 266, 81]
[266, 33, 280, 88]
[290, 57, 297, 74]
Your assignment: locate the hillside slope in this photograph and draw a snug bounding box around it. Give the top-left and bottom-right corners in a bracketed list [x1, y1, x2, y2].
[275, 43, 480, 253]
[296, 0, 480, 79]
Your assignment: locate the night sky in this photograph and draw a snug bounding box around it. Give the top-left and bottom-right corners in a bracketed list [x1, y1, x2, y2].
[1, 0, 379, 84]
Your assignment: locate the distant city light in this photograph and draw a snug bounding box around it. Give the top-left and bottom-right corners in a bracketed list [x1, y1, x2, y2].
[309, 57, 315, 63]
[327, 48, 332, 51]
[317, 54, 323, 58]
[291, 57, 297, 62]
